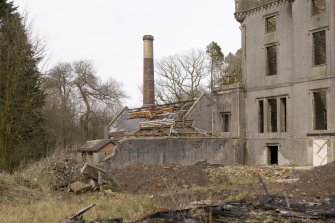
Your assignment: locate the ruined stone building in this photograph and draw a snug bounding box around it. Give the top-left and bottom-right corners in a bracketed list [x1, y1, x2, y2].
[102, 0, 334, 168]
[103, 36, 244, 169]
[231, 0, 335, 166]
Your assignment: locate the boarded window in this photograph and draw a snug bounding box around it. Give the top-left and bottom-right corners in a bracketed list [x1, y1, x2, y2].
[266, 16, 276, 33]
[280, 98, 287, 132]
[267, 98, 277, 132]
[258, 100, 264, 133]
[222, 112, 231, 132]
[313, 31, 326, 65]
[312, 0, 326, 15]
[266, 45, 277, 76]
[313, 91, 327, 130]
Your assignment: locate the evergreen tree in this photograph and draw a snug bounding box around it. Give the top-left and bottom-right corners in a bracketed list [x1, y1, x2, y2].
[0, 1, 46, 170]
[206, 42, 224, 91]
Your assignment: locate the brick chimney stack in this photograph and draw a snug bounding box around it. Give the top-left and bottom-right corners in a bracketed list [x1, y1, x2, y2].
[143, 35, 155, 107]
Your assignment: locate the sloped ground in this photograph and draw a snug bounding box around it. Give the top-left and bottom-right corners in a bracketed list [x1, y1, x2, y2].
[0, 173, 44, 204]
[284, 161, 335, 200]
[0, 152, 82, 204]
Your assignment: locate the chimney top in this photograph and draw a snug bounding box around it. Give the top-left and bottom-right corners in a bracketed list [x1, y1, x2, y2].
[143, 35, 154, 41]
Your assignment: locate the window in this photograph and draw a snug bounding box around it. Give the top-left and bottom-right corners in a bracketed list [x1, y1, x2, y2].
[280, 98, 287, 132]
[258, 100, 264, 133]
[313, 31, 326, 65]
[313, 91, 327, 130]
[266, 16, 276, 33]
[221, 112, 231, 132]
[258, 97, 288, 133]
[312, 0, 326, 16]
[267, 98, 277, 132]
[266, 45, 277, 76]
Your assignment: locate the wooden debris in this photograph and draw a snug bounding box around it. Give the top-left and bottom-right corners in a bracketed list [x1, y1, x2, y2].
[69, 181, 91, 194]
[258, 175, 270, 198]
[60, 204, 96, 223]
[276, 178, 299, 183]
[139, 120, 175, 128]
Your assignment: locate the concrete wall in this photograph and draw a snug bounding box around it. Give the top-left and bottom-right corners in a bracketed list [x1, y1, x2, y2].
[93, 152, 112, 164]
[185, 94, 212, 133]
[212, 85, 245, 139]
[102, 137, 245, 169]
[238, 0, 335, 166]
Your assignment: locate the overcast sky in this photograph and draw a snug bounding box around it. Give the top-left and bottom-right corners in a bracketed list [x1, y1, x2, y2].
[13, 0, 241, 108]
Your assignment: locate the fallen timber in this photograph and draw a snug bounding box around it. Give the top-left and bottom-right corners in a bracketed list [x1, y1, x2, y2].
[60, 196, 335, 223]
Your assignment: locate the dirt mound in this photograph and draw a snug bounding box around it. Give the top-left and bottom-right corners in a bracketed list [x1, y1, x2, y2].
[109, 164, 210, 194]
[285, 162, 335, 200]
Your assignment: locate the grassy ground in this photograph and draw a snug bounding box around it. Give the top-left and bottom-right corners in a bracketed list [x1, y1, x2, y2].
[0, 152, 304, 222]
[0, 193, 156, 222]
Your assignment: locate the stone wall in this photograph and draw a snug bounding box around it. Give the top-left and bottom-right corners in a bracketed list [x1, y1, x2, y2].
[102, 137, 245, 169]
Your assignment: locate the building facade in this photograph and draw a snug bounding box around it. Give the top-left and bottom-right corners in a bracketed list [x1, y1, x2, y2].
[228, 0, 335, 166]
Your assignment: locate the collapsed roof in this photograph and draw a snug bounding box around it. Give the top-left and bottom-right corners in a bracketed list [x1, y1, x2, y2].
[108, 99, 207, 139]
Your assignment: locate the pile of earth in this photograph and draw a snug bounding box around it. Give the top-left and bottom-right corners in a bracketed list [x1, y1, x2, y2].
[108, 164, 210, 194]
[284, 161, 335, 200]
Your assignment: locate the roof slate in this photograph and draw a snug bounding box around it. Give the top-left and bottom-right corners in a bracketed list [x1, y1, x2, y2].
[77, 139, 115, 152]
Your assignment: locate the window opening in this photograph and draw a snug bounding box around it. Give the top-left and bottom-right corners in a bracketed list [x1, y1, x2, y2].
[266, 45, 277, 76]
[221, 112, 231, 133]
[266, 16, 276, 33]
[313, 91, 327, 130]
[268, 146, 278, 165]
[313, 30, 326, 65]
[267, 98, 277, 132]
[258, 100, 264, 133]
[312, 0, 326, 15]
[280, 98, 287, 132]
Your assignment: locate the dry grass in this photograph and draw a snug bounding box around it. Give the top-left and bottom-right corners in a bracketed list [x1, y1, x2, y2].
[0, 152, 158, 222]
[0, 192, 156, 223]
[0, 173, 44, 204]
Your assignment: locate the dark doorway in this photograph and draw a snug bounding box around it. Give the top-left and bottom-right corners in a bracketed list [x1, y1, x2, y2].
[268, 146, 278, 165]
[313, 91, 327, 130]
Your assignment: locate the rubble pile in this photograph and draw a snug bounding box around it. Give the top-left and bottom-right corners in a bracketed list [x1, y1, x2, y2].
[205, 165, 299, 183]
[108, 164, 210, 194]
[48, 157, 82, 190]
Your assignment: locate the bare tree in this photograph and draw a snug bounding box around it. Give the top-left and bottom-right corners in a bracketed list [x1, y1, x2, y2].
[43, 63, 78, 150]
[72, 60, 126, 140]
[155, 49, 208, 104]
[44, 60, 126, 148]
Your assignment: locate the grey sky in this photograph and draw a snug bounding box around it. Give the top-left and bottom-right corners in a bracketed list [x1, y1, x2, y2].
[13, 0, 241, 107]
